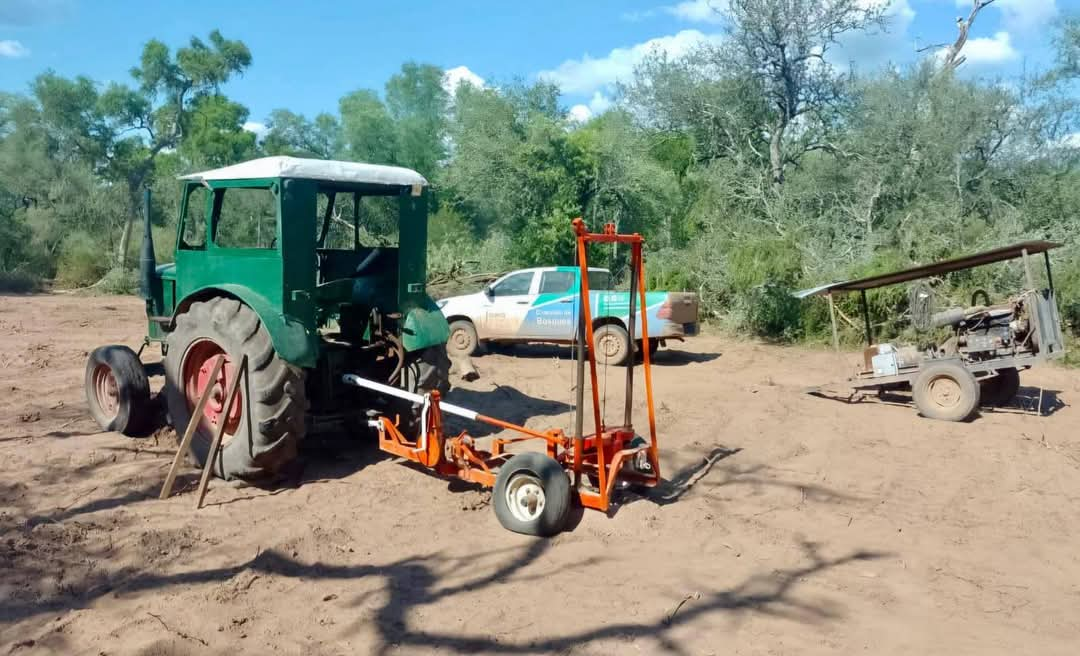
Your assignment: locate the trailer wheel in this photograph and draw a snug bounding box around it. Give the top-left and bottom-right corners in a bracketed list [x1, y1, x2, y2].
[164, 297, 305, 480]
[980, 368, 1020, 407]
[85, 345, 151, 436]
[493, 452, 571, 536]
[913, 362, 980, 422]
[594, 324, 630, 366]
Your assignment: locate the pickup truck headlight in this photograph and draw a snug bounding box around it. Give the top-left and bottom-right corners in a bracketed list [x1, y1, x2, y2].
[436, 299, 448, 309]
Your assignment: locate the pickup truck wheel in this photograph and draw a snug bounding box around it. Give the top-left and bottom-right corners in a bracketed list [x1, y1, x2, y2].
[594, 324, 630, 367]
[164, 298, 305, 480]
[447, 320, 479, 357]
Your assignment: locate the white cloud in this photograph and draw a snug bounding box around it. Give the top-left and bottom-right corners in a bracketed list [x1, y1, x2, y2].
[955, 0, 1057, 33]
[442, 65, 485, 95]
[242, 121, 269, 139]
[568, 104, 592, 123]
[540, 29, 723, 96]
[0, 39, 29, 58]
[830, 0, 916, 70]
[666, 0, 727, 24]
[948, 30, 1019, 66]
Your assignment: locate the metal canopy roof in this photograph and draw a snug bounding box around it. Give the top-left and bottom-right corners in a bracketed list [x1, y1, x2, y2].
[794, 240, 1062, 299]
[180, 156, 428, 188]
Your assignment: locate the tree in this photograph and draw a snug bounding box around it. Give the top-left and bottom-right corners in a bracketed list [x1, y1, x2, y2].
[712, 0, 886, 185]
[938, 1, 998, 72]
[32, 30, 251, 270]
[385, 62, 449, 176]
[338, 89, 398, 163]
[262, 109, 341, 159]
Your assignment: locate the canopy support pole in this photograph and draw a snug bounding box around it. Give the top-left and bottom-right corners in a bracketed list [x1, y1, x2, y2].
[860, 290, 873, 346]
[828, 293, 840, 353]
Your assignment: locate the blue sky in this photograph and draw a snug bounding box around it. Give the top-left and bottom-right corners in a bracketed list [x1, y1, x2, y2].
[1, 0, 1076, 132]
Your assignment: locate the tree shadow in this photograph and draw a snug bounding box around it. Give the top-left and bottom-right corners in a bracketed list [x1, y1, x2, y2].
[0, 533, 890, 655]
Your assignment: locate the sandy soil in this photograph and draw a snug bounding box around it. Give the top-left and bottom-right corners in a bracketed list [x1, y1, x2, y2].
[1, 293, 1079, 656]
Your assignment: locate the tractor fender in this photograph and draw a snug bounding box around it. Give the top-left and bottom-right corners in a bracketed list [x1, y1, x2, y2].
[402, 303, 451, 352]
[172, 285, 318, 368]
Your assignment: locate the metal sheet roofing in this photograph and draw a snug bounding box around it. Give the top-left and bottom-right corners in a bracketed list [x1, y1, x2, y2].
[794, 240, 1062, 298]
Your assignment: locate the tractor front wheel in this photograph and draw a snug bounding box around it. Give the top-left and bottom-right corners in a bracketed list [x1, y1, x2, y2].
[85, 345, 152, 436]
[164, 297, 306, 480]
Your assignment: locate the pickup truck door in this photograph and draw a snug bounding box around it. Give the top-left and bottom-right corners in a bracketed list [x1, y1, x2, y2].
[479, 270, 538, 339]
[520, 269, 578, 339]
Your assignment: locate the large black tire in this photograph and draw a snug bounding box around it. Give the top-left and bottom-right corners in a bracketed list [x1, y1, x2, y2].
[913, 361, 980, 422]
[401, 344, 451, 396]
[493, 452, 571, 537]
[593, 323, 631, 367]
[980, 368, 1021, 407]
[163, 298, 306, 480]
[85, 345, 152, 436]
[447, 320, 479, 358]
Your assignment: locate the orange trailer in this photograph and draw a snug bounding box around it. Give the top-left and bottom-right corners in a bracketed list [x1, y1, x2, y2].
[343, 219, 661, 535]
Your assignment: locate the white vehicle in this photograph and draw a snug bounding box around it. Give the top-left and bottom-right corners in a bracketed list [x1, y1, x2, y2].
[436, 266, 700, 365]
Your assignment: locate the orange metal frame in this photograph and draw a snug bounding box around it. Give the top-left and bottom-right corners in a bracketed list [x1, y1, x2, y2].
[368, 219, 661, 512]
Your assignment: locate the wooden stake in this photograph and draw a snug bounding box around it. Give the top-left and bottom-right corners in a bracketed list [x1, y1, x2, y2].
[195, 355, 246, 510]
[160, 356, 225, 500]
[828, 293, 840, 353]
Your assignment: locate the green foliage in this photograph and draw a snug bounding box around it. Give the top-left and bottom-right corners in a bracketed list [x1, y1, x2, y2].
[2, 18, 1080, 361]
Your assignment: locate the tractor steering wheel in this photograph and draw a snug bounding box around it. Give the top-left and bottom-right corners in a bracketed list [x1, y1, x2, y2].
[971, 289, 991, 307]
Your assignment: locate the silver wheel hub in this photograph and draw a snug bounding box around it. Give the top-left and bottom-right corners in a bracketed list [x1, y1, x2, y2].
[505, 473, 545, 522]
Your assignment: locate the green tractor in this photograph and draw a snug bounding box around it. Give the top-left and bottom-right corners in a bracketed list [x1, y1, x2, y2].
[84, 157, 452, 479]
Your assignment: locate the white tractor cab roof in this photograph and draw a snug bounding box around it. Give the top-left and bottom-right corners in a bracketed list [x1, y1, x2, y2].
[180, 156, 428, 189]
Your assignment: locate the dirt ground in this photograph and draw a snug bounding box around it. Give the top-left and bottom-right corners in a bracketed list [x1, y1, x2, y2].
[1, 293, 1079, 655]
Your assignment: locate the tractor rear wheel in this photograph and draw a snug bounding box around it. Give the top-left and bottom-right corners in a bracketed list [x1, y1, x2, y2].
[913, 361, 979, 422]
[164, 297, 306, 480]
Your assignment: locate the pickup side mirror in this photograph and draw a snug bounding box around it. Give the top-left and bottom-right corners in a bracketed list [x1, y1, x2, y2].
[483, 284, 494, 299]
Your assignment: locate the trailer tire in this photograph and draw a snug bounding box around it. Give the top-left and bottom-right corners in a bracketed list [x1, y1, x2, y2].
[164, 297, 305, 480]
[85, 345, 152, 436]
[493, 452, 571, 537]
[980, 368, 1020, 407]
[913, 362, 980, 422]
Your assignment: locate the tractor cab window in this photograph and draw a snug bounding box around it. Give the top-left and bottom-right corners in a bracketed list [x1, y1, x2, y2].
[491, 271, 534, 297]
[316, 191, 358, 250]
[212, 186, 278, 249]
[539, 270, 575, 294]
[180, 186, 207, 250]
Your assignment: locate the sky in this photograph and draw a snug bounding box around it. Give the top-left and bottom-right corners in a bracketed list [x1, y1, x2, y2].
[1, 0, 1076, 134]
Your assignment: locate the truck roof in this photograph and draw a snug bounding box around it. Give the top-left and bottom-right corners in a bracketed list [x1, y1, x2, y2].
[180, 156, 428, 189]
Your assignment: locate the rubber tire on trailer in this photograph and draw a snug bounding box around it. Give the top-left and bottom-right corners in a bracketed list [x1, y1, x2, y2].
[85, 345, 152, 436]
[446, 320, 479, 358]
[593, 323, 631, 367]
[912, 361, 980, 422]
[493, 452, 571, 537]
[980, 368, 1020, 407]
[163, 298, 306, 480]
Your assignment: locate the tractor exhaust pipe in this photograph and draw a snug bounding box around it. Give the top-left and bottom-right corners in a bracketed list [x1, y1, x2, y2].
[138, 188, 156, 303]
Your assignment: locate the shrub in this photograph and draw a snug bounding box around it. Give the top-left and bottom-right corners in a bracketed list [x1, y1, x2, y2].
[56, 232, 110, 288]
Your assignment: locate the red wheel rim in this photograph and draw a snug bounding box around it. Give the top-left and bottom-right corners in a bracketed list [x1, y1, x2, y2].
[181, 339, 243, 443]
[92, 364, 119, 419]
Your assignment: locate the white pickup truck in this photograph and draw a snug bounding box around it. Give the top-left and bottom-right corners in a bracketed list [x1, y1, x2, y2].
[436, 266, 699, 365]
